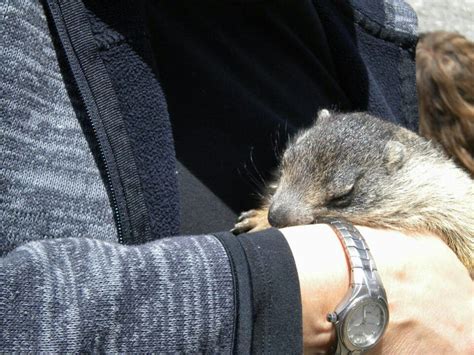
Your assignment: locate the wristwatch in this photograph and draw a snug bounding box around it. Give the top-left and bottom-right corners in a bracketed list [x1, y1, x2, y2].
[325, 219, 389, 355]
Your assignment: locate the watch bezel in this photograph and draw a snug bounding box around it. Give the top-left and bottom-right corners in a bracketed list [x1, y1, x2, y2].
[338, 294, 389, 352]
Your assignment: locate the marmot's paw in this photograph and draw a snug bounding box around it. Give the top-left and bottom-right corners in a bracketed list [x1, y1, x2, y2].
[231, 208, 271, 234]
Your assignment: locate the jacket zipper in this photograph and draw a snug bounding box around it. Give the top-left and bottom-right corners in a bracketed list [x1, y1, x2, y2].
[44, 0, 151, 244]
[82, 119, 124, 244]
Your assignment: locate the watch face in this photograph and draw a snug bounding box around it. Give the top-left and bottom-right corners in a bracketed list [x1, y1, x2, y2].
[345, 302, 386, 348]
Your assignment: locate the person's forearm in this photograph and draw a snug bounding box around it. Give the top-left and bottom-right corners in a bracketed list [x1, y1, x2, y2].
[0, 228, 303, 353]
[0, 235, 235, 352]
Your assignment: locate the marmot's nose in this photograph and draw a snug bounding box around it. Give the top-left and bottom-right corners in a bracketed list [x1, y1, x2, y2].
[268, 203, 314, 228]
[268, 204, 291, 228]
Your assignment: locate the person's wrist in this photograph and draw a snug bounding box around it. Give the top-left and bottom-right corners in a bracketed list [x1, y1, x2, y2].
[356, 226, 473, 354]
[283, 224, 473, 354]
[280, 224, 350, 353]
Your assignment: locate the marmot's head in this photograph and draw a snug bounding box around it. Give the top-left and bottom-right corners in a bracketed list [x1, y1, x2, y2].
[268, 110, 409, 227]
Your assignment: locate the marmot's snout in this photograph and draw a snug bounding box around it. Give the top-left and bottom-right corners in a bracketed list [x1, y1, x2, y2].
[268, 196, 314, 228]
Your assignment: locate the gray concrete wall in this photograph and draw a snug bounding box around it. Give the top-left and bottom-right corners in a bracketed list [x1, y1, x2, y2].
[405, 0, 474, 40]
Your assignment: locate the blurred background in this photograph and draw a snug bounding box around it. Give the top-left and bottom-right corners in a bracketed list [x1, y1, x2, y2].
[406, 0, 474, 40]
[409, 0, 474, 179]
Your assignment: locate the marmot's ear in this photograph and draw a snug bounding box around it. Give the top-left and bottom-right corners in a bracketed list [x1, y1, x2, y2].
[317, 109, 331, 121]
[383, 141, 406, 173]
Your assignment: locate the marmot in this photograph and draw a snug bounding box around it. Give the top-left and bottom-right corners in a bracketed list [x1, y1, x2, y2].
[233, 110, 474, 275]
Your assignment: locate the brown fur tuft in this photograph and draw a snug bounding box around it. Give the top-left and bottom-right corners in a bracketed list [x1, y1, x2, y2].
[416, 31, 474, 177]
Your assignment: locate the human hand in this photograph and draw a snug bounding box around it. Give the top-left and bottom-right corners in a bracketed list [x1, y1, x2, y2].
[281, 224, 473, 354]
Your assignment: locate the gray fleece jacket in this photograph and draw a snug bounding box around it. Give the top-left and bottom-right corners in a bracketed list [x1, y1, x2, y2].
[1, 0, 418, 352]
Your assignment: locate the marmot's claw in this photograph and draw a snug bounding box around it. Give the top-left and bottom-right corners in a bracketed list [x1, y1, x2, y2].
[232, 208, 271, 235]
[237, 209, 258, 222]
[231, 220, 253, 235]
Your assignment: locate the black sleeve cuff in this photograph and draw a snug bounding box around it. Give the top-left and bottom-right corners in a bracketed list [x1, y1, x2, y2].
[214, 228, 302, 354]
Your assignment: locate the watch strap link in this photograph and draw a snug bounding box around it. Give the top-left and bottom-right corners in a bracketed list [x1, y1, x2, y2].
[327, 220, 383, 292]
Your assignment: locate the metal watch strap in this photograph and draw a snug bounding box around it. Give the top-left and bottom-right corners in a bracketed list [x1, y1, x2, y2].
[324, 219, 388, 355]
[326, 220, 384, 291]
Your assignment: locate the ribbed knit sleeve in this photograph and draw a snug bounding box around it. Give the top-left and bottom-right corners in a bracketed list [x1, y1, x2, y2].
[217, 229, 303, 354]
[0, 236, 235, 352]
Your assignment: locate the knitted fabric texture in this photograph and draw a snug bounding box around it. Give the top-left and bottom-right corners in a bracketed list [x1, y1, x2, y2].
[1, 0, 117, 254]
[1, 235, 234, 352]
